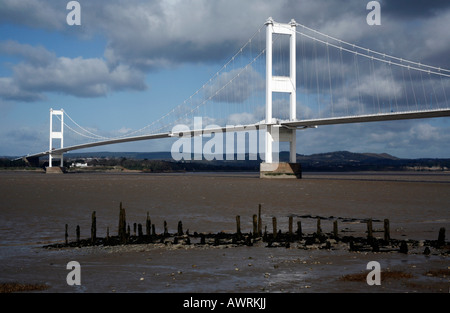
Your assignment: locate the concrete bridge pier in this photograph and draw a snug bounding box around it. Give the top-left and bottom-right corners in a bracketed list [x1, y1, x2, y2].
[46, 166, 64, 174]
[260, 162, 302, 179]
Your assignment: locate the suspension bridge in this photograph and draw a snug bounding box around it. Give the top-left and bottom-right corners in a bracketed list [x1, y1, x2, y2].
[21, 18, 450, 177]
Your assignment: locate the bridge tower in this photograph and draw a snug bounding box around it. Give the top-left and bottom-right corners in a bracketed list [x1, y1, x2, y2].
[260, 17, 302, 178]
[48, 108, 64, 171]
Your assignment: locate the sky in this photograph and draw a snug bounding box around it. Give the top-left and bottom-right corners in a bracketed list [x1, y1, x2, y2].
[0, 0, 450, 159]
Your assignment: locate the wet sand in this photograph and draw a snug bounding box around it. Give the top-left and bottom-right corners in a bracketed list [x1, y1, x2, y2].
[0, 171, 449, 293]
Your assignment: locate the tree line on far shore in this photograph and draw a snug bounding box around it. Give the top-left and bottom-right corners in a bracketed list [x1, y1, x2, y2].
[1, 150, 450, 172]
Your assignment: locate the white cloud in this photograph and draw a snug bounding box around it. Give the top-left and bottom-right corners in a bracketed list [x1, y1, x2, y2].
[1, 0, 449, 102]
[0, 77, 43, 102]
[204, 66, 265, 104]
[0, 41, 147, 100]
[0, 0, 64, 31]
[227, 112, 256, 125]
[117, 127, 132, 134]
[0, 40, 55, 65]
[349, 67, 403, 100]
[408, 123, 441, 142]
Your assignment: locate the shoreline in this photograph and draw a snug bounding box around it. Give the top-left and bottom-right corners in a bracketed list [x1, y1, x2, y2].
[1, 167, 450, 174]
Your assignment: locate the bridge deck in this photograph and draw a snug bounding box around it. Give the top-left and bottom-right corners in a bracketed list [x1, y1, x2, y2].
[282, 109, 450, 128]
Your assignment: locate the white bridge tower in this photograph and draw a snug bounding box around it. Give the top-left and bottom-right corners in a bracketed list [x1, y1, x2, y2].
[260, 17, 301, 178]
[49, 108, 64, 168]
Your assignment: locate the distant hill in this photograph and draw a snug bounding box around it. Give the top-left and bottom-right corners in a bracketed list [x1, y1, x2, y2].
[295, 151, 449, 171]
[3, 151, 449, 172]
[61, 151, 450, 172]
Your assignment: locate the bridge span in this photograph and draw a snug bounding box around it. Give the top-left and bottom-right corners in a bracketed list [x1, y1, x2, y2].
[19, 18, 450, 177]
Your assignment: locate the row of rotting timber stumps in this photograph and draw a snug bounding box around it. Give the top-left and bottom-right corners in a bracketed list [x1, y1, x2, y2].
[44, 203, 449, 255]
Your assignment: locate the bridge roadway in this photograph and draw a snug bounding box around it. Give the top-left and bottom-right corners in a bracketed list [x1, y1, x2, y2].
[22, 108, 450, 161]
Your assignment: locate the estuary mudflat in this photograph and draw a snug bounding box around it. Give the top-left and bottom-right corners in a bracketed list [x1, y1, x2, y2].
[0, 171, 448, 292]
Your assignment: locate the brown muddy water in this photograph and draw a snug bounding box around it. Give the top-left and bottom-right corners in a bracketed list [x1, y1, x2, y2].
[0, 171, 449, 293]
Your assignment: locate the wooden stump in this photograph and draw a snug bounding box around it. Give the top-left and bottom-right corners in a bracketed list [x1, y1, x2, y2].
[367, 219, 373, 241]
[399, 241, 408, 254]
[316, 218, 322, 236]
[178, 221, 183, 236]
[257, 204, 262, 236]
[272, 217, 277, 239]
[333, 220, 338, 238]
[65, 224, 68, 245]
[118, 202, 127, 243]
[438, 227, 446, 247]
[91, 211, 96, 244]
[384, 219, 390, 242]
[200, 233, 206, 245]
[288, 216, 293, 235]
[146, 213, 151, 237]
[297, 221, 302, 239]
[236, 215, 241, 235]
[252, 214, 258, 238]
[76, 225, 80, 244]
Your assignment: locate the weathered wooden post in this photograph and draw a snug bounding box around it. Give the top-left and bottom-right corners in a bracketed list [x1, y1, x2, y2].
[178, 221, 183, 236]
[133, 223, 137, 236]
[200, 233, 206, 245]
[367, 219, 373, 241]
[288, 216, 293, 235]
[316, 218, 322, 236]
[297, 221, 302, 239]
[138, 224, 143, 238]
[399, 240, 408, 254]
[252, 214, 258, 237]
[118, 202, 123, 237]
[118, 202, 127, 243]
[236, 215, 241, 235]
[272, 217, 277, 239]
[163, 221, 168, 237]
[76, 225, 80, 244]
[65, 224, 68, 245]
[146, 213, 151, 237]
[384, 219, 390, 242]
[258, 204, 262, 236]
[91, 211, 96, 244]
[437, 227, 446, 247]
[333, 220, 338, 238]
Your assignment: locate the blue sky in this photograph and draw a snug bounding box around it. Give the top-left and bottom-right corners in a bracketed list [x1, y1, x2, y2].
[1, 0, 450, 159]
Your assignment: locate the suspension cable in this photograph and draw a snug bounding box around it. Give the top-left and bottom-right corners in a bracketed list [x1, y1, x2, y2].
[63, 110, 109, 140]
[275, 23, 450, 77]
[294, 21, 450, 74]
